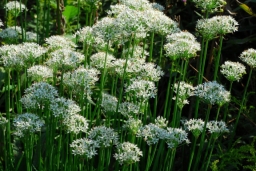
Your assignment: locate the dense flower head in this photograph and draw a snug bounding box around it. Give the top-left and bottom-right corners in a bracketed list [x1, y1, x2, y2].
[70, 138, 100, 158]
[50, 97, 81, 118]
[165, 32, 200, 60]
[184, 118, 205, 137]
[114, 142, 143, 165]
[118, 102, 140, 118]
[166, 31, 196, 42]
[191, 0, 226, 13]
[46, 49, 84, 70]
[20, 42, 47, 64]
[137, 123, 166, 145]
[25, 31, 37, 42]
[88, 126, 119, 147]
[45, 35, 77, 51]
[5, 1, 27, 13]
[101, 93, 118, 113]
[123, 117, 143, 134]
[165, 127, 189, 148]
[63, 114, 89, 134]
[90, 52, 116, 69]
[74, 26, 94, 44]
[20, 82, 58, 110]
[125, 78, 157, 101]
[194, 81, 230, 106]
[0, 27, 19, 40]
[172, 81, 194, 109]
[13, 113, 45, 137]
[155, 116, 168, 128]
[207, 120, 229, 139]
[0, 116, 8, 125]
[196, 16, 238, 40]
[27, 65, 53, 81]
[220, 61, 246, 82]
[9, 26, 24, 34]
[239, 48, 256, 68]
[139, 63, 164, 82]
[119, 0, 152, 11]
[151, 2, 165, 11]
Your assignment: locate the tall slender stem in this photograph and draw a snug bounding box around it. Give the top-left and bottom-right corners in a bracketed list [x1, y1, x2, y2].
[213, 35, 224, 80]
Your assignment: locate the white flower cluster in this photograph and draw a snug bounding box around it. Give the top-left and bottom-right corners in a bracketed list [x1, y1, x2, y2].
[119, 0, 152, 11]
[70, 138, 100, 158]
[164, 31, 200, 60]
[154, 116, 168, 128]
[20, 82, 58, 110]
[13, 113, 45, 137]
[74, 26, 94, 45]
[239, 48, 256, 68]
[194, 81, 230, 106]
[123, 117, 143, 134]
[101, 93, 118, 113]
[88, 126, 119, 147]
[151, 2, 165, 11]
[165, 127, 189, 149]
[191, 0, 226, 13]
[207, 120, 229, 139]
[118, 102, 140, 118]
[0, 28, 19, 40]
[45, 35, 77, 51]
[0, 116, 8, 125]
[220, 61, 246, 82]
[172, 81, 194, 109]
[46, 49, 84, 70]
[125, 79, 157, 101]
[90, 52, 116, 69]
[114, 142, 143, 165]
[27, 65, 53, 81]
[196, 16, 238, 40]
[50, 97, 81, 118]
[25, 32, 37, 42]
[184, 118, 205, 138]
[63, 114, 89, 134]
[5, 1, 27, 12]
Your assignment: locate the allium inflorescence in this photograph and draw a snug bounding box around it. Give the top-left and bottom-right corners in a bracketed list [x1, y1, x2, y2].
[90, 52, 116, 69]
[0, 116, 8, 125]
[27, 65, 53, 81]
[88, 126, 119, 147]
[239, 48, 256, 68]
[155, 116, 168, 128]
[184, 118, 205, 138]
[45, 35, 77, 51]
[172, 81, 194, 109]
[220, 61, 246, 82]
[5, 1, 27, 13]
[13, 113, 45, 137]
[25, 32, 37, 42]
[70, 138, 100, 158]
[151, 2, 165, 11]
[0, 28, 19, 40]
[207, 120, 229, 139]
[196, 16, 238, 40]
[101, 93, 118, 113]
[119, 0, 151, 11]
[114, 142, 143, 165]
[191, 0, 226, 13]
[63, 114, 89, 134]
[194, 81, 230, 106]
[123, 117, 143, 134]
[118, 102, 140, 118]
[20, 82, 58, 110]
[74, 26, 94, 44]
[165, 127, 189, 149]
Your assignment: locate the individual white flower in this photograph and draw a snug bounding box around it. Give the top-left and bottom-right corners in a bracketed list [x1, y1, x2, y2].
[191, 0, 226, 13]
[63, 114, 89, 134]
[165, 127, 189, 149]
[46, 49, 84, 71]
[184, 118, 205, 138]
[123, 117, 143, 134]
[101, 93, 118, 113]
[70, 138, 100, 158]
[45, 35, 77, 51]
[90, 52, 116, 69]
[50, 97, 81, 118]
[74, 26, 94, 45]
[239, 48, 256, 68]
[27, 65, 53, 81]
[88, 126, 119, 147]
[220, 61, 246, 82]
[0, 116, 8, 125]
[114, 142, 143, 165]
[151, 2, 165, 11]
[118, 102, 140, 118]
[137, 123, 165, 145]
[165, 32, 200, 60]
[13, 113, 45, 137]
[5, 1, 27, 15]
[172, 81, 194, 109]
[125, 79, 157, 101]
[154, 116, 168, 128]
[20, 82, 58, 110]
[207, 120, 229, 139]
[194, 81, 230, 106]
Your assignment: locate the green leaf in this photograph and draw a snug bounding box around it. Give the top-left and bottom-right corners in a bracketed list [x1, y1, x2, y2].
[63, 5, 79, 22]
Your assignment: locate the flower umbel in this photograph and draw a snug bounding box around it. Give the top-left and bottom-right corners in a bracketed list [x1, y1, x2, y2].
[220, 61, 246, 82]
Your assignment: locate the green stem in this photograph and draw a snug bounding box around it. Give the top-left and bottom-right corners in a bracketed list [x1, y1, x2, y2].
[163, 65, 173, 118]
[213, 35, 224, 80]
[223, 81, 233, 121]
[215, 106, 221, 120]
[204, 138, 217, 171]
[148, 32, 155, 62]
[188, 136, 198, 171]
